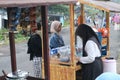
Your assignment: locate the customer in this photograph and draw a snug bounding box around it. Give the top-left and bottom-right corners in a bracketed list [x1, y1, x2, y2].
[49, 20, 65, 49]
[27, 23, 42, 78]
[75, 24, 103, 80]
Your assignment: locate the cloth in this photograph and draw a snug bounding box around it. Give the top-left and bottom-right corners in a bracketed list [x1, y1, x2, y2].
[33, 57, 42, 78]
[114, 23, 120, 30]
[95, 72, 120, 80]
[50, 33, 65, 49]
[113, 14, 120, 24]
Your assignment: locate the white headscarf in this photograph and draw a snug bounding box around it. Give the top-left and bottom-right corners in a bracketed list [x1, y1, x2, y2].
[50, 20, 61, 33]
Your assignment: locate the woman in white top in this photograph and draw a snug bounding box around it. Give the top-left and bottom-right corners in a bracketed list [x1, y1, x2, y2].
[75, 24, 103, 80]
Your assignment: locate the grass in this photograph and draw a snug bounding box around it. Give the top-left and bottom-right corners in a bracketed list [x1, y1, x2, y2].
[0, 28, 29, 46]
[63, 20, 70, 27]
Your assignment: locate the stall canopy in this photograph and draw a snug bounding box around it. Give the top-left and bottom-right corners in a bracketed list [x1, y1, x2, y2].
[79, 0, 120, 13]
[0, 0, 77, 7]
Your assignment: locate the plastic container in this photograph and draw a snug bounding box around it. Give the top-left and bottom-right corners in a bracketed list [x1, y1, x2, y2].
[103, 58, 116, 73]
[60, 57, 70, 62]
[50, 48, 58, 55]
[57, 46, 70, 57]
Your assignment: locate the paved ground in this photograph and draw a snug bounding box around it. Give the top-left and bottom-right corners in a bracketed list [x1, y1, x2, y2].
[0, 41, 34, 76]
[0, 25, 120, 77]
[117, 59, 120, 74]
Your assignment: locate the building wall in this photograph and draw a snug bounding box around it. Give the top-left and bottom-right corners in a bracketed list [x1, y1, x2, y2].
[0, 9, 7, 29]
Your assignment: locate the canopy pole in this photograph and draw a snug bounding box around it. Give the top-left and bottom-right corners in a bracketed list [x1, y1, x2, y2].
[70, 4, 76, 66]
[80, 3, 85, 24]
[7, 7, 17, 75]
[9, 31, 17, 75]
[106, 12, 110, 56]
[41, 6, 50, 80]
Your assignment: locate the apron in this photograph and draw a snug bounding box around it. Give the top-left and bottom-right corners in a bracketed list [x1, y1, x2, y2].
[82, 37, 103, 80]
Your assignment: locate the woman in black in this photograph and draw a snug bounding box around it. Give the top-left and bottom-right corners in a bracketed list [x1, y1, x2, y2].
[27, 23, 42, 78]
[75, 24, 103, 80]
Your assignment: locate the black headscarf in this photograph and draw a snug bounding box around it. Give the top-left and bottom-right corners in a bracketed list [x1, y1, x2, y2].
[75, 24, 101, 56]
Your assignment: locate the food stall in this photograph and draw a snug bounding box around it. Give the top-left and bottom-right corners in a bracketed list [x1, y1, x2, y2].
[1, 0, 120, 80]
[42, 2, 82, 80]
[77, 0, 120, 74]
[0, 0, 80, 80]
[78, 0, 120, 59]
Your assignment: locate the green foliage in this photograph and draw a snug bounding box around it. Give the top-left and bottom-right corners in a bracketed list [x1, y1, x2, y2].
[0, 28, 28, 45]
[15, 33, 29, 43]
[85, 5, 100, 16]
[0, 35, 3, 41]
[0, 28, 8, 35]
[0, 28, 8, 41]
[48, 4, 69, 16]
[63, 20, 70, 27]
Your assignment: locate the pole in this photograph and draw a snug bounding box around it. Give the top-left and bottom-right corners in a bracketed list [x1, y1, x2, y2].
[9, 31, 17, 75]
[41, 6, 50, 80]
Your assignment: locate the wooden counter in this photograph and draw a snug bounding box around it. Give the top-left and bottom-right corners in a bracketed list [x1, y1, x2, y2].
[42, 57, 82, 80]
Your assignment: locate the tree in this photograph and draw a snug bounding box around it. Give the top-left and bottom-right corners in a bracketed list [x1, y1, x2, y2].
[48, 4, 69, 16]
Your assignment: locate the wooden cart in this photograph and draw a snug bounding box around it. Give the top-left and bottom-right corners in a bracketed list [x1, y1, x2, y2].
[42, 2, 82, 80]
[42, 1, 120, 80]
[0, 0, 80, 80]
[78, 0, 120, 59]
[1, 0, 120, 80]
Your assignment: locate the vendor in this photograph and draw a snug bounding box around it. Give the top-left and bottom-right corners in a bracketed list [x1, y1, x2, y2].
[75, 24, 103, 80]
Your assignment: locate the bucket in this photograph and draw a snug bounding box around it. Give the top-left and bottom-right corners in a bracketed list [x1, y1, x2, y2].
[103, 58, 117, 73]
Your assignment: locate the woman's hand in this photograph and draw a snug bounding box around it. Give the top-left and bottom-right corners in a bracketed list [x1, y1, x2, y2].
[75, 56, 80, 61]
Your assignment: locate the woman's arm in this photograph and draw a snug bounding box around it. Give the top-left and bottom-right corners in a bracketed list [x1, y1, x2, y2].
[79, 40, 101, 64]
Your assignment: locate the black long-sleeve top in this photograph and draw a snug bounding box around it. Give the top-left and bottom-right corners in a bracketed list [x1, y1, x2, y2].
[27, 34, 42, 60]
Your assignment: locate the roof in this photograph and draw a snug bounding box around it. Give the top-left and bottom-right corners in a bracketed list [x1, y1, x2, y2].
[78, 0, 120, 13]
[0, 0, 77, 8]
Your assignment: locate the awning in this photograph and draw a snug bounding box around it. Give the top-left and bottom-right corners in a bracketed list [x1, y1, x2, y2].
[0, 0, 77, 8]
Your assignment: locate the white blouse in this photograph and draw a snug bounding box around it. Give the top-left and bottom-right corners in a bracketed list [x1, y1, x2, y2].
[76, 36, 83, 49]
[79, 40, 101, 64]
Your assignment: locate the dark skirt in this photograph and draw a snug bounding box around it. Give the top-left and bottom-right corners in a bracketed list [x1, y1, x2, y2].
[82, 57, 103, 80]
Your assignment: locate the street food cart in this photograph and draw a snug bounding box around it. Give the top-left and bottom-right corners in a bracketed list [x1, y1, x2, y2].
[0, 0, 80, 80]
[78, 0, 120, 59]
[1, 0, 120, 80]
[41, 1, 82, 80]
[77, 0, 120, 74]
